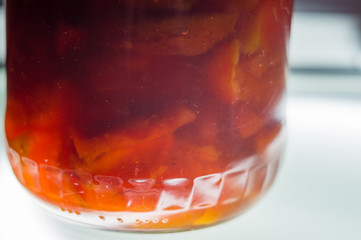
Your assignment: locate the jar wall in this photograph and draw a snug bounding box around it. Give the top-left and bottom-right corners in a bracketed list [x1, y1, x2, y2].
[5, 0, 293, 231]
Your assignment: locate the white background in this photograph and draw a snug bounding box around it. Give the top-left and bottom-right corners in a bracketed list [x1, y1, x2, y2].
[1, 11, 361, 240]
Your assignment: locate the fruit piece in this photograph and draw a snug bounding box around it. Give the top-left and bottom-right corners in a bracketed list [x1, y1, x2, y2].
[96, 13, 238, 56]
[231, 1, 289, 111]
[80, 134, 175, 174]
[235, 10, 263, 55]
[236, 57, 286, 111]
[239, 50, 285, 79]
[80, 54, 201, 134]
[253, 122, 282, 154]
[6, 116, 63, 166]
[122, 0, 199, 11]
[235, 0, 260, 12]
[26, 131, 63, 164]
[5, 82, 73, 165]
[5, 100, 32, 141]
[72, 104, 196, 173]
[86, 0, 198, 14]
[192, 0, 259, 13]
[233, 103, 267, 138]
[5, 82, 91, 208]
[203, 40, 241, 104]
[235, 0, 292, 54]
[84, 54, 152, 92]
[176, 112, 218, 146]
[165, 140, 220, 179]
[83, 54, 197, 107]
[195, 145, 219, 162]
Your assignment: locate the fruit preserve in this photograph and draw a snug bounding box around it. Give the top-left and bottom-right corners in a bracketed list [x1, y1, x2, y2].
[5, 0, 293, 231]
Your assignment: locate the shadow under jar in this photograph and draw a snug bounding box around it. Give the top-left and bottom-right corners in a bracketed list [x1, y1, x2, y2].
[5, 0, 293, 232]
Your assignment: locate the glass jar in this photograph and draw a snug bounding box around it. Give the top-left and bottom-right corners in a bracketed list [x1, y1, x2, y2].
[4, 0, 293, 232]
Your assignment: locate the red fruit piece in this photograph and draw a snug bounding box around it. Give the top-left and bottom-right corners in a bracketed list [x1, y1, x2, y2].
[72, 104, 197, 173]
[235, 0, 293, 54]
[236, 57, 286, 112]
[83, 54, 198, 109]
[203, 40, 241, 104]
[233, 103, 267, 138]
[5, 82, 73, 165]
[165, 140, 220, 179]
[253, 122, 282, 154]
[121, 0, 199, 11]
[94, 13, 238, 56]
[176, 112, 218, 146]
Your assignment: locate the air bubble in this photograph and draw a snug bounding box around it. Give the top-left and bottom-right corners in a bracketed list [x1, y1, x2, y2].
[161, 219, 169, 223]
[197, 203, 213, 208]
[181, 29, 189, 36]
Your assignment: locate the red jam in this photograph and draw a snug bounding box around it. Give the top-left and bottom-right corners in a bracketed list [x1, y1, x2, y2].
[5, 0, 293, 231]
